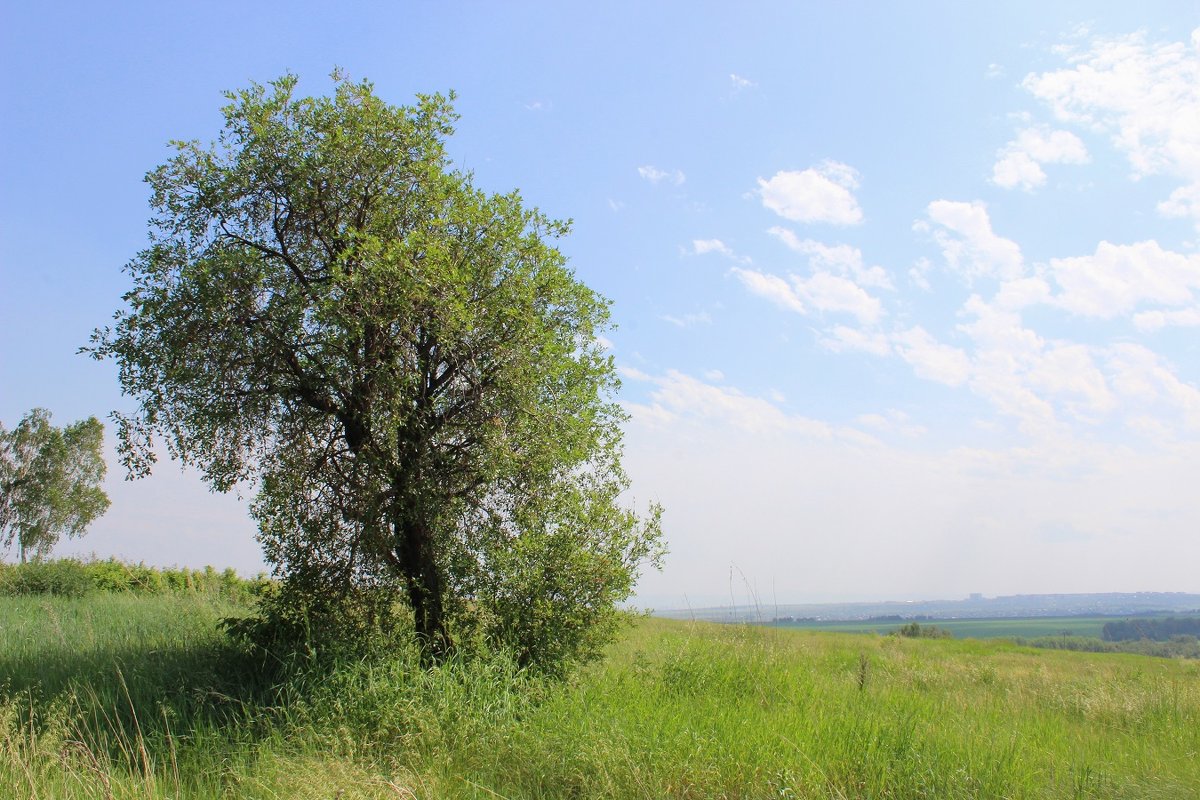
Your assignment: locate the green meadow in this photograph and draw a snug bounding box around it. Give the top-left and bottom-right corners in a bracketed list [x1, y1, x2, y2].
[3, 589, 1199, 799]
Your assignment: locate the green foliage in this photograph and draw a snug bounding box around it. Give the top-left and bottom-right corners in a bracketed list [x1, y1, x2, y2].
[0, 408, 110, 562]
[90, 71, 663, 671]
[0, 558, 93, 597]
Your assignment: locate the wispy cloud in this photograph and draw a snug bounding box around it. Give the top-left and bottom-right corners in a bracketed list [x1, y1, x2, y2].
[638, 165, 686, 186]
[731, 267, 883, 325]
[623, 369, 835, 439]
[661, 311, 713, 328]
[768, 227, 893, 288]
[891, 326, 971, 387]
[730, 73, 756, 91]
[730, 267, 805, 313]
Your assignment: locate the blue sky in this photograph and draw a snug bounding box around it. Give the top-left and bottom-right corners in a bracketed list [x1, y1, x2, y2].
[2, 3, 1198, 607]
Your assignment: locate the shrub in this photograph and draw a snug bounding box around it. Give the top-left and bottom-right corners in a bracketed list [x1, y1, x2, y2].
[894, 621, 952, 639]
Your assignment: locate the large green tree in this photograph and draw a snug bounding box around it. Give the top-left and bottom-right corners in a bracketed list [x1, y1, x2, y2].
[0, 409, 110, 563]
[91, 74, 662, 668]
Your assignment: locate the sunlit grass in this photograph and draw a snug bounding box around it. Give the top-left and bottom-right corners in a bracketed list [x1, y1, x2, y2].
[2, 596, 1197, 799]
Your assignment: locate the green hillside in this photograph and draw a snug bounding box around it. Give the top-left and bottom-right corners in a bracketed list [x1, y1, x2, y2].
[3, 590, 1198, 799]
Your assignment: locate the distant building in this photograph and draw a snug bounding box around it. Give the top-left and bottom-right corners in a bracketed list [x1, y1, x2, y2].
[969, 593, 984, 601]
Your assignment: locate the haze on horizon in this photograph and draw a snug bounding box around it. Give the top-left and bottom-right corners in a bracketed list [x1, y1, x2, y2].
[2, 3, 1198, 609]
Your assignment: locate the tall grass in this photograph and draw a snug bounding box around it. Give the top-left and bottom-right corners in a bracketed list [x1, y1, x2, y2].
[2, 594, 1198, 799]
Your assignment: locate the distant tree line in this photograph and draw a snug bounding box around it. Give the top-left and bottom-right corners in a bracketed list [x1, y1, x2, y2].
[1102, 617, 1200, 642]
[0, 557, 268, 602]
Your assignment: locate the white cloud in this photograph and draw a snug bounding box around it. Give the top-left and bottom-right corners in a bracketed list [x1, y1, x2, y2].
[1028, 343, 1116, 418]
[1133, 306, 1200, 331]
[795, 272, 883, 325]
[703, 369, 725, 382]
[1023, 28, 1200, 227]
[821, 325, 891, 356]
[992, 150, 1047, 192]
[921, 200, 1024, 282]
[857, 409, 927, 438]
[992, 127, 1090, 190]
[892, 326, 971, 387]
[731, 267, 805, 313]
[767, 227, 893, 288]
[757, 161, 864, 225]
[1106, 344, 1200, 431]
[732, 267, 882, 324]
[622, 369, 834, 439]
[638, 165, 686, 186]
[1046, 240, 1200, 318]
[953, 294, 1116, 431]
[1159, 183, 1200, 223]
[692, 239, 735, 258]
[994, 276, 1053, 311]
[908, 257, 933, 291]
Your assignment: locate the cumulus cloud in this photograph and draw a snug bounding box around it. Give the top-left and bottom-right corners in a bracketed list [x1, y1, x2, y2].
[638, 165, 686, 186]
[1045, 240, 1200, 319]
[758, 161, 864, 225]
[992, 127, 1090, 190]
[920, 200, 1024, 282]
[1023, 28, 1200, 227]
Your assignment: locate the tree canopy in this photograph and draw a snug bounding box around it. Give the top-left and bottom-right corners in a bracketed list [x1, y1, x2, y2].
[91, 73, 662, 669]
[0, 409, 110, 563]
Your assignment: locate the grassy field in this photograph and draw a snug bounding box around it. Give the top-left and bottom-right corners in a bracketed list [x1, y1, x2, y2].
[771, 616, 1112, 640]
[2, 593, 1199, 799]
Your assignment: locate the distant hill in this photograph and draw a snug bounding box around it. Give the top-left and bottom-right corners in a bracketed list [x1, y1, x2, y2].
[655, 591, 1200, 624]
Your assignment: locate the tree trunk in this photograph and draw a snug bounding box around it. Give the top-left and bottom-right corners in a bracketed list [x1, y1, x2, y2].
[396, 516, 451, 663]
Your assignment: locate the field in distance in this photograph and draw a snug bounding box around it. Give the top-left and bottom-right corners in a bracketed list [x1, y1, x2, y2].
[770, 616, 1110, 639]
